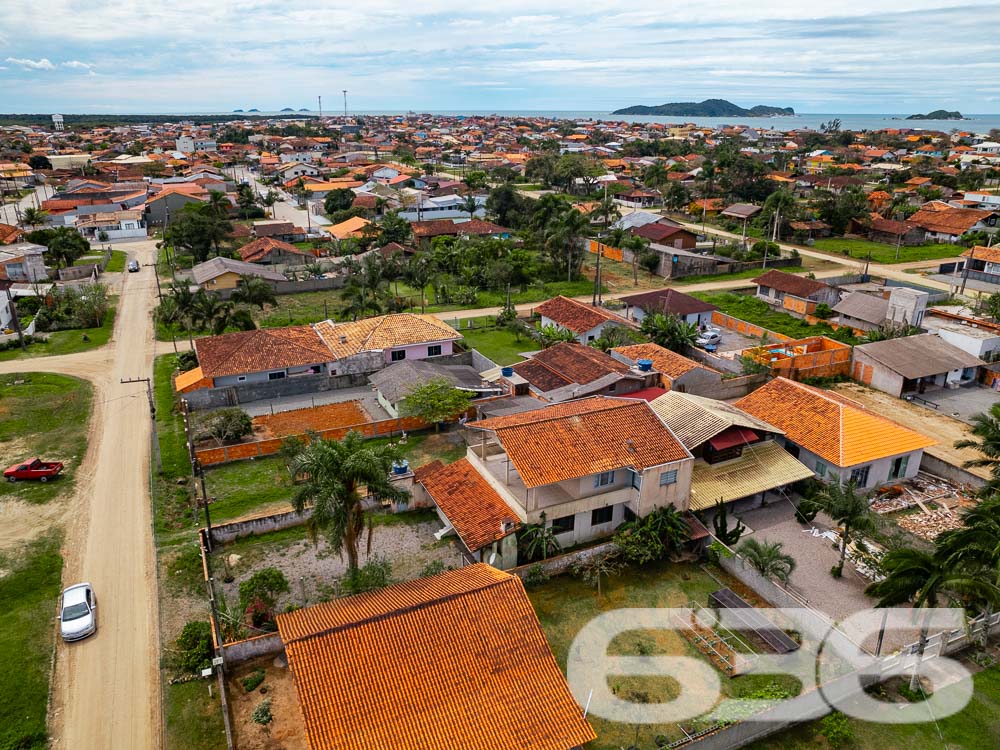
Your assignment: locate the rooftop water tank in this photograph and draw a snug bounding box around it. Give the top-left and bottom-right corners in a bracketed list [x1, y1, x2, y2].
[500, 366, 514, 377]
[637, 359, 653, 372]
[392, 459, 410, 475]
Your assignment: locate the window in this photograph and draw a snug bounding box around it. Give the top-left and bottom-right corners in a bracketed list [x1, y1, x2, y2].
[594, 470, 616, 488]
[890, 455, 909, 480]
[785, 444, 800, 459]
[551, 514, 575, 534]
[849, 465, 871, 487]
[659, 469, 678, 486]
[815, 461, 826, 478]
[267, 371, 286, 381]
[427, 344, 442, 357]
[607, 382, 616, 392]
[623, 506, 637, 523]
[237, 375, 247, 383]
[390, 350, 406, 362]
[591, 506, 614, 526]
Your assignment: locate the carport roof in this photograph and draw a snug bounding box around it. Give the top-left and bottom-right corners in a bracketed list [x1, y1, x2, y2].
[854, 333, 985, 379]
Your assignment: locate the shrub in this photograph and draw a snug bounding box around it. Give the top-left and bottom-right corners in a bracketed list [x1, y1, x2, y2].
[175, 350, 198, 372]
[251, 698, 273, 725]
[340, 557, 393, 596]
[897, 681, 930, 703]
[818, 711, 854, 747]
[175, 620, 214, 673]
[814, 303, 834, 319]
[192, 407, 253, 443]
[420, 560, 447, 578]
[238, 568, 290, 612]
[241, 669, 265, 693]
[523, 563, 549, 588]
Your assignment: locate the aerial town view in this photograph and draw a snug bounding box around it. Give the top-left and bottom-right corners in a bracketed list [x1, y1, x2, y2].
[4, 2, 1000, 749]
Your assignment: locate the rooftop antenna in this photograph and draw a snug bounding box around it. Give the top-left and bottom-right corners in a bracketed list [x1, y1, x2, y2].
[343, 90, 348, 117]
[318, 95, 322, 119]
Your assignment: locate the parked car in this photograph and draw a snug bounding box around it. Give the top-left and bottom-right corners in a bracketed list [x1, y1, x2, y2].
[4, 458, 64, 482]
[60, 583, 97, 641]
[696, 329, 723, 347]
[127, 259, 140, 273]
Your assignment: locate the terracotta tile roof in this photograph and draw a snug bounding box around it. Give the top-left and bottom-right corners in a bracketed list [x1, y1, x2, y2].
[418, 458, 519, 551]
[612, 342, 718, 379]
[618, 289, 716, 318]
[735, 377, 935, 467]
[276, 565, 595, 750]
[511, 342, 630, 392]
[962, 245, 1000, 263]
[908, 207, 995, 235]
[0, 223, 22, 245]
[194, 326, 332, 378]
[632, 223, 693, 243]
[326, 215, 371, 239]
[237, 237, 311, 263]
[410, 218, 511, 238]
[314, 313, 461, 359]
[471, 396, 690, 487]
[252, 221, 299, 238]
[752, 269, 831, 299]
[535, 295, 630, 334]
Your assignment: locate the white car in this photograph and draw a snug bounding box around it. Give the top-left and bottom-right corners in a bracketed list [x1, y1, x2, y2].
[60, 583, 97, 642]
[696, 329, 723, 347]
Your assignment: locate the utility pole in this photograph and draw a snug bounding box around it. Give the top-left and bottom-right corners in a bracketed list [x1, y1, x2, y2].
[343, 90, 348, 117]
[196, 459, 214, 552]
[121, 377, 161, 472]
[0, 281, 27, 351]
[318, 95, 322, 119]
[960, 244, 974, 295]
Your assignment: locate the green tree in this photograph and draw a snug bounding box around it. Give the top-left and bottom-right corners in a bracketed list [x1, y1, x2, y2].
[175, 621, 214, 673]
[238, 567, 289, 612]
[461, 193, 479, 219]
[867, 547, 997, 691]
[937, 496, 1000, 642]
[803, 481, 880, 577]
[230, 276, 276, 308]
[463, 171, 488, 191]
[955, 402, 1000, 495]
[377, 211, 412, 245]
[614, 505, 691, 565]
[737, 538, 796, 583]
[28, 154, 52, 170]
[323, 188, 356, 215]
[589, 324, 636, 352]
[290, 432, 407, 572]
[533, 323, 576, 348]
[573, 550, 623, 601]
[21, 206, 49, 230]
[485, 184, 527, 228]
[640, 312, 698, 353]
[519, 512, 562, 562]
[399, 378, 474, 431]
[713, 501, 747, 546]
[164, 203, 232, 263]
[26, 226, 89, 268]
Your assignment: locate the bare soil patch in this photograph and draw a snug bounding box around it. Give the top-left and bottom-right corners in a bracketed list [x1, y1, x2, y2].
[229, 656, 308, 750]
[252, 400, 371, 439]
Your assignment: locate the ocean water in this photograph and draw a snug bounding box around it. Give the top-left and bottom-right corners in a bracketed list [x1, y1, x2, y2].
[218, 109, 1000, 133]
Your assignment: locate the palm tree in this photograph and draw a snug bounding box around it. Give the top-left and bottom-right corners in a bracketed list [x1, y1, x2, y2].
[738, 538, 796, 584]
[404, 255, 433, 313]
[290, 432, 406, 572]
[955, 403, 1000, 494]
[519, 512, 562, 562]
[206, 190, 230, 219]
[639, 312, 698, 353]
[261, 190, 280, 218]
[461, 194, 479, 220]
[762, 189, 796, 243]
[230, 276, 276, 309]
[21, 206, 48, 229]
[642, 162, 668, 200]
[937, 496, 1000, 642]
[867, 547, 997, 691]
[807, 481, 880, 578]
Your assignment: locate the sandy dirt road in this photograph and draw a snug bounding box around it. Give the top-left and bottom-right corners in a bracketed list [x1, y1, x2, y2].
[0, 240, 162, 749]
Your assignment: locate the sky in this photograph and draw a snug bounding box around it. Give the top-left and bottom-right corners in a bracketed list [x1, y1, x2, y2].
[1, 1, 999, 114]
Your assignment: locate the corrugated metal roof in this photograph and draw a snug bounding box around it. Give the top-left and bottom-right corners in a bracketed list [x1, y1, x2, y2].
[855, 333, 986, 379]
[689, 440, 814, 509]
[648, 391, 782, 449]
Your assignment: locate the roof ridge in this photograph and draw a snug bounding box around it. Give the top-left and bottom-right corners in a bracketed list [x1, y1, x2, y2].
[285, 574, 514, 646]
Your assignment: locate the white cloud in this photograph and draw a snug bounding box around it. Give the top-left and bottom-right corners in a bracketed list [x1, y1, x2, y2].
[62, 60, 95, 70]
[5, 56, 55, 70]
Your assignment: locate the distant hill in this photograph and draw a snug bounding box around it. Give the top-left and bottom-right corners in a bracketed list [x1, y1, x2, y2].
[232, 109, 243, 113]
[280, 107, 294, 112]
[297, 108, 310, 112]
[612, 99, 794, 117]
[247, 108, 260, 112]
[906, 109, 963, 120]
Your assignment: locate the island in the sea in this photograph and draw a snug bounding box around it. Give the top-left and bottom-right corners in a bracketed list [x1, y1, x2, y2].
[906, 109, 963, 120]
[612, 99, 794, 117]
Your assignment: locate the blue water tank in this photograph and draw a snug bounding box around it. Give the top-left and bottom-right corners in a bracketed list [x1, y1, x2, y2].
[392, 459, 410, 475]
[501, 366, 514, 377]
[637, 359, 653, 372]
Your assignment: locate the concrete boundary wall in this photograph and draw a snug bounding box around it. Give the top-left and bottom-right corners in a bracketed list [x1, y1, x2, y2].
[209, 507, 313, 546]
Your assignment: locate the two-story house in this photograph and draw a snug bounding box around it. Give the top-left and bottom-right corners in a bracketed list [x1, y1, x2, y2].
[466, 397, 693, 547]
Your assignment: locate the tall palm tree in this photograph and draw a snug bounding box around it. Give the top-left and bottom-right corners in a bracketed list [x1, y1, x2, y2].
[206, 190, 230, 219]
[867, 547, 997, 691]
[404, 255, 433, 313]
[738, 538, 796, 583]
[807, 481, 880, 578]
[762, 189, 796, 243]
[937, 496, 1000, 642]
[291, 432, 406, 572]
[461, 193, 479, 220]
[955, 403, 1000, 495]
[21, 206, 48, 229]
[230, 276, 276, 309]
[642, 162, 668, 202]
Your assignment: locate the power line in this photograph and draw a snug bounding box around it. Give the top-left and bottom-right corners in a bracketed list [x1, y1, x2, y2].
[121, 376, 161, 472]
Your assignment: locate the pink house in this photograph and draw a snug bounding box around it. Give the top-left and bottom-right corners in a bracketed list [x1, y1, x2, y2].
[313, 313, 463, 371]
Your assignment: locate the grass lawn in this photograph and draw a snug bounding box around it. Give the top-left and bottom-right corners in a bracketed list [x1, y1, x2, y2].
[454, 324, 539, 365]
[0, 373, 93, 504]
[164, 679, 226, 750]
[203, 432, 470, 522]
[810, 238, 961, 265]
[0, 532, 64, 750]
[0, 306, 117, 361]
[529, 561, 802, 750]
[748, 664, 1000, 750]
[103, 249, 127, 273]
[694, 292, 858, 343]
[152, 354, 198, 536]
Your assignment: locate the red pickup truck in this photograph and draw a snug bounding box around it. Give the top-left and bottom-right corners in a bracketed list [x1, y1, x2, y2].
[4, 458, 64, 482]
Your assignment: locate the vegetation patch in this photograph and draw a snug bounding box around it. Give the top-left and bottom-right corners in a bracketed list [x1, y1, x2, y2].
[694, 292, 858, 343]
[810, 238, 961, 265]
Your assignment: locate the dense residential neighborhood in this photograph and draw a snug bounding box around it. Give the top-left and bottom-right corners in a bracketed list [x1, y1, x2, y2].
[5, 80, 1000, 750]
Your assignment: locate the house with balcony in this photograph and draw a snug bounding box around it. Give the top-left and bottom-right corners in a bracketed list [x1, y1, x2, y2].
[466, 397, 693, 547]
[648, 391, 813, 512]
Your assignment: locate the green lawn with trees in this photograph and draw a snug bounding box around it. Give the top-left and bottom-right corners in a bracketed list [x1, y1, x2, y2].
[693, 292, 858, 343]
[0, 532, 64, 750]
[0, 373, 93, 504]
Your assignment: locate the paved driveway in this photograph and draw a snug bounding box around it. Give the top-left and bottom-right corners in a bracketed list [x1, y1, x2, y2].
[915, 384, 1000, 424]
[738, 502, 919, 654]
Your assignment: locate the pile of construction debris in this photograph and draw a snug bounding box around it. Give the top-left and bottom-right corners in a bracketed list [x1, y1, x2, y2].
[874, 472, 976, 542]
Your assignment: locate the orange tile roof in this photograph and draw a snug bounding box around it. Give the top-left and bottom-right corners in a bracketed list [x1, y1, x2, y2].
[735, 378, 935, 467]
[472, 396, 690, 487]
[612, 342, 718, 379]
[962, 245, 1000, 263]
[535, 295, 630, 335]
[325, 215, 371, 239]
[908, 207, 994, 235]
[314, 313, 461, 358]
[511, 342, 630, 392]
[194, 326, 332, 378]
[0, 223, 22, 245]
[237, 237, 311, 263]
[418, 458, 519, 550]
[276, 565, 595, 750]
